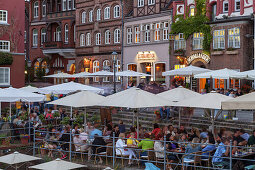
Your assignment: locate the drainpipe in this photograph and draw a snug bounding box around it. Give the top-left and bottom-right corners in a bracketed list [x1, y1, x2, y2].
[253, 14, 255, 88]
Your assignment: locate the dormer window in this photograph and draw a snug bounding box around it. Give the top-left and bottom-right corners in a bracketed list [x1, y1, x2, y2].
[138, 0, 144, 7]
[223, 1, 228, 13]
[235, 0, 240, 11]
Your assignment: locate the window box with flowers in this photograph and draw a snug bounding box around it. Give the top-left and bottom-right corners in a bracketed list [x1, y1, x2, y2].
[172, 76, 185, 86]
[174, 49, 185, 56]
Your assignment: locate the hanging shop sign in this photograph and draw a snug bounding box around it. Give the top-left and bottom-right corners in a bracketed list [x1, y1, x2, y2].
[137, 51, 156, 61]
[187, 53, 210, 64]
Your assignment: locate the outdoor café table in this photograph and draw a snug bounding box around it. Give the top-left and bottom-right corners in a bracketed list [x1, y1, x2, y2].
[232, 152, 255, 170]
[167, 148, 185, 170]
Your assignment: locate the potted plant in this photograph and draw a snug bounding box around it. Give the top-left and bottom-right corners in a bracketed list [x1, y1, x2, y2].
[0, 134, 11, 146]
[20, 134, 29, 144]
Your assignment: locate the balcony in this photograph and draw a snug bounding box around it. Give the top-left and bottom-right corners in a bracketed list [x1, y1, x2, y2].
[42, 41, 76, 58]
[43, 41, 63, 49]
[47, 10, 75, 20]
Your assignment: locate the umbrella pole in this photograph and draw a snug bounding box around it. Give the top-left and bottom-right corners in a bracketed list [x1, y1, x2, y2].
[29, 102, 31, 143]
[136, 109, 139, 139]
[84, 107, 87, 132]
[190, 76, 192, 90]
[132, 110, 135, 125]
[179, 108, 181, 128]
[9, 102, 11, 122]
[70, 106, 73, 118]
[0, 102, 1, 118]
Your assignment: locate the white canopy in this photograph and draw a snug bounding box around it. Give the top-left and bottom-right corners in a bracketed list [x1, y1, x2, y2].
[38, 81, 104, 94]
[71, 72, 92, 78]
[0, 151, 41, 165]
[0, 87, 45, 102]
[222, 92, 255, 110]
[47, 91, 105, 107]
[194, 68, 239, 79]
[44, 72, 73, 78]
[157, 86, 202, 102]
[19, 85, 39, 93]
[90, 71, 114, 76]
[98, 87, 170, 108]
[29, 158, 86, 170]
[162, 65, 211, 76]
[230, 70, 255, 80]
[116, 70, 151, 77]
[172, 92, 232, 109]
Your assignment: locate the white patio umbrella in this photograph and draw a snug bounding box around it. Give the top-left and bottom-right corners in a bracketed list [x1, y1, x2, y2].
[38, 81, 104, 94]
[90, 70, 114, 76]
[0, 151, 41, 170]
[157, 86, 202, 127]
[116, 70, 151, 77]
[98, 87, 170, 138]
[19, 85, 39, 93]
[71, 71, 92, 78]
[47, 91, 105, 128]
[194, 68, 239, 79]
[29, 158, 86, 170]
[230, 70, 255, 80]
[44, 72, 73, 78]
[222, 92, 255, 110]
[162, 65, 211, 76]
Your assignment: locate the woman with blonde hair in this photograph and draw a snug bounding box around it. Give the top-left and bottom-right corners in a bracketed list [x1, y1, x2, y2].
[184, 137, 202, 162]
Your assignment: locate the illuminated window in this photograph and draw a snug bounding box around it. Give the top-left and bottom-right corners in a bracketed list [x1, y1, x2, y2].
[213, 30, 225, 49]
[145, 25, 150, 42]
[228, 28, 240, 48]
[127, 28, 132, 44]
[103, 60, 110, 82]
[135, 26, 140, 43]
[174, 65, 186, 70]
[193, 32, 203, 50]
[174, 33, 186, 50]
[154, 23, 160, 41]
[190, 6, 195, 16]
[163, 22, 169, 40]
[93, 60, 99, 82]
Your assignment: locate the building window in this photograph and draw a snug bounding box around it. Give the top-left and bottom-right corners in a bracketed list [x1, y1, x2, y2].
[174, 33, 186, 50]
[56, 27, 61, 41]
[235, 0, 240, 11]
[138, 0, 144, 7]
[0, 40, 10, 52]
[190, 6, 195, 16]
[34, 1, 39, 18]
[0, 67, 10, 86]
[0, 10, 7, 24]
[154, 23, 160, 41]
[86, 33, 91, 46]
[163, 22, 169, 40]
[81, 11, 86, 23]
[116, 60, 121, 82]
[114, 5, 120, 18]
[135, 26, 140, 43]
[96, 33, 101, 45]
[41, 28, 46, 45]
[148, 0, 155, 5]
[193, 32, 204, 50]
[103, 60, 110, 82]
[127, 28, 132, 44]
[32, 29, 38, 47]
[89, 10, 93, 22]
[63, 0, 67, 11]
[96, 9, 101, 21]
[68, 0, 72, 10]
[105, 30, 110, 44]
[74, 25, 76, 42]
[114, 29, 120, 43]
[104, 7, 110, 19]
[42, 0, 46, 17]
[73, 0, 75, 9]
[213, 30, 225, 49]
[24, 31, 27, 43]
[228, 27, 240, 48]
[223, 1, 228, 13]
[64, 24, 68, 43]
[80, 34, 85, 46]
[145, 25, 150, 42]
[93, 60, 99, 82]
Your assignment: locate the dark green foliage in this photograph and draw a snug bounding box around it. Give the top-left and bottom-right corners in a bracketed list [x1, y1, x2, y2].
[0, 52, 13, 65]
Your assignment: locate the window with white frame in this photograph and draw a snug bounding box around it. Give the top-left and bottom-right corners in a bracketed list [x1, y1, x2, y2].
[135, 26, 140, 43]
[0, 67, 10, 85]
[96, 9, 101, 21]
[33, 29, 38, 47]
[154, 23, 160, 41]
[80, 34, 85, 46]
[145, 25, 150, 42]
[213, 30, 225, 49]
[96, 33, 101, 45]
[148, 0, 155, 5]
[116, 60, 121, 82]
[93, 60, 99, 82]
[193, 32, 204, 50]
[81, 11, 86, 23]
[104, 7, 110, 19]
[42, 0, 46, 17]
[34, 1, 39, 18]
[114, 29, 120, 43]
[73, 0, 75, 9]
[63, 0, 67, 11]
[114, 5, 120, 18]
[56, 27, 61, 41]
[103, 60, 110, 82]
[127, 28, 132, 44]
[163, 22, 169, 40]
[89, 10, 93, 22]
[174, 33, 186, 50]
[0, 10, 7, 24]
[105, 30, 110, 44]
[64, 24, 69, 43]
[41, 28, 46, 45]
[24, 31, 27, 43]
[68, 0, 72, 10]
[138, 0, 144, 7]
[235, 0, 240, 11]
[223, 1, 228, 13]
[86, 33, 91, 46]
[0, 40, 10, 52]
[228, 27, 240, 48]
[190, 6, 195, 16]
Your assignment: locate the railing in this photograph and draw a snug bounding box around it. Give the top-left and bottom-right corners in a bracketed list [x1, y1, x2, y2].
[47, 10, 75, 20]
[43, 41, 63, 49]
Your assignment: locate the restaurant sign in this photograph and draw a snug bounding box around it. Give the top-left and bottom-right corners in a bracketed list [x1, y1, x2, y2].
[187, 53, 210, 64]
[137, 51, 156, 61]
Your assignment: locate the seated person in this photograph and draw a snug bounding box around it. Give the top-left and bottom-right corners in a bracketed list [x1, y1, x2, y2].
[89, 124, 103, 139]
[178, 133, 188, 149]
[239, 129, 250, 142]
[212, 137, 230, 169]
[111, 124, 120, 138]
[248, 130, 255, 145]
[138, 133, 154, 157]
[184, 137, 202, 162]
[233, 129, 246, 154]
[160, 107, 170, 120]
[202, 133, 216, 159]
[103, 124, 113, 143]
[178, 125, 188, 134]
[166, 134, 179, 170]
[118, 120, 126, 133]
[92, 135, 107, 164]
[151, 123, 161, 137]
[154, 134, 164, 159]
[44, 127, 58, 158]
[127, 132, 138, 147]
[58, 126, 71, 159]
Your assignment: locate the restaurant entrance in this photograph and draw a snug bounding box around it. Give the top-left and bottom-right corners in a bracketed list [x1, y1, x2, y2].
[191, 60, 209, 93]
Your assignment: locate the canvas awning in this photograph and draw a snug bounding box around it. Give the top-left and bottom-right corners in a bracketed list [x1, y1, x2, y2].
[116, 70, 151, 77]
[222, 92, 255, 110]
[19, 85, 39, 93]
[44, 72, 73, 78]
[162, 65, 211, 76]
[0, 151, 41, 165]
[194, 68, 239, 79]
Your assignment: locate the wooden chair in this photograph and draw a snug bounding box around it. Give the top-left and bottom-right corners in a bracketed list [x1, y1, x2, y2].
[182, 151, 202, 170]
[115, 148, 130, 167]
[201, 149, 215, 168]
[94, 143, 112, 165]
[138, 148, 155, 166]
